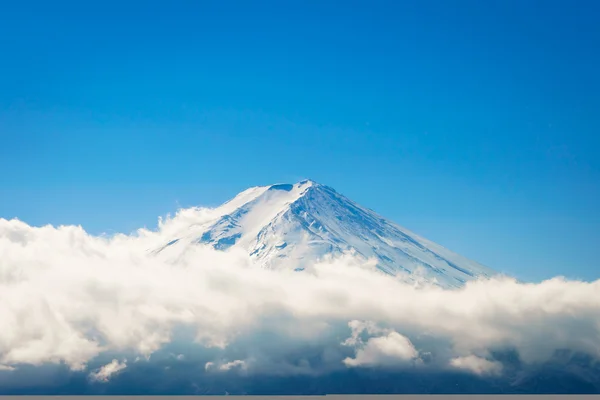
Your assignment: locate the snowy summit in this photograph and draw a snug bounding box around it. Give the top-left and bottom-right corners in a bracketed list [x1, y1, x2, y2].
[152, 180, 496, 288]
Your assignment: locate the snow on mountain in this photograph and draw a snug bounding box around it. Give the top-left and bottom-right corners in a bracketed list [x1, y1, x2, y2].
[151, 180, 497, 288]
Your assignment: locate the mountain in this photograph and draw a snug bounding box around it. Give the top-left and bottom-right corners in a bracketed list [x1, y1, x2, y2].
[151, 180, 496, 288]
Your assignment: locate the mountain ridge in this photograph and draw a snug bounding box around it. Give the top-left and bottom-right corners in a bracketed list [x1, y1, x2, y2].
[152, 180, 496, 288]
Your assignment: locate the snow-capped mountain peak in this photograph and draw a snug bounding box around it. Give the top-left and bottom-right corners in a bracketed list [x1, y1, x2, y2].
[151, 180, 496, 288]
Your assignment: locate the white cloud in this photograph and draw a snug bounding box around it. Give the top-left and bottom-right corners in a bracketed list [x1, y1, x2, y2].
[343, 322, 419, 367]
[88, 359, 127, 382]
[450, 355, 503, 376]
[1, 212, 600, 383]
[219, 359, 247, 371]
[205, 359, 248, 372]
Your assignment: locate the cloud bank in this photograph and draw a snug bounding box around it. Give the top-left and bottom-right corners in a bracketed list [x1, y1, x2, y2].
[1, 208, 599, 393]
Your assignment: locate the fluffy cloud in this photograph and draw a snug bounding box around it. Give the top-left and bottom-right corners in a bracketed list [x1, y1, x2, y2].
[88, 359, 127, 382]
[343, 329, 419, 367]
[219, 360, 247, 371]
[449, 355, 503, 376]
[1, 210, 600, 392]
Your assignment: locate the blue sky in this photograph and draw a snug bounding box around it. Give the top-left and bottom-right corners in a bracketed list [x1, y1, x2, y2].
[1, 0, 599, 282]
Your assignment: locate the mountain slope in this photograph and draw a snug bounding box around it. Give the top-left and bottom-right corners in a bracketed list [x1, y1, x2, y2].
[151, 180, 496, 288]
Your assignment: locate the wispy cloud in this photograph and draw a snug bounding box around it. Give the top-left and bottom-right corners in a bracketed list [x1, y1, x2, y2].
[88, 359, 127, 383]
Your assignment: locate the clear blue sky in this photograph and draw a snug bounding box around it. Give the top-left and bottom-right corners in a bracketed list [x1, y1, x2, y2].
[1, 0, 599, 282]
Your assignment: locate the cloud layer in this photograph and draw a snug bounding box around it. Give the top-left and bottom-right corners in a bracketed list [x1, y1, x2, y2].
[1, 208, 599, 392]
